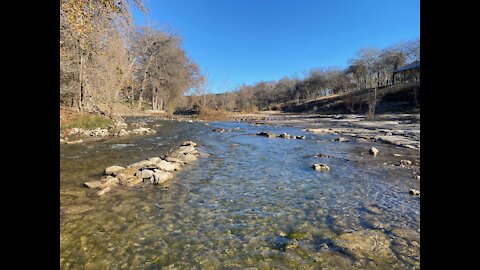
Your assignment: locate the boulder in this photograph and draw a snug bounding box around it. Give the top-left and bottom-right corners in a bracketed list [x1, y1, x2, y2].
[147, 157, 162, 163]
[156, 160, 176, 172]
[135, 169, 154, 179]
[104, 166, 125, 176]
[127, 160, 158, 170]
[312, 164, 330, 171]
[166, 156, 185, 164]
[152, 171, 174, 184]
[369, 147, 379, 156]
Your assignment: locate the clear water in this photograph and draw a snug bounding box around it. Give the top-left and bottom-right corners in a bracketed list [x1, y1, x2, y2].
[60, 118, 420, 269]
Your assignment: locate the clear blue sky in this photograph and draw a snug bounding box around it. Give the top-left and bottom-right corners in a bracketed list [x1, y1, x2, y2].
[132, 0, 420, 93]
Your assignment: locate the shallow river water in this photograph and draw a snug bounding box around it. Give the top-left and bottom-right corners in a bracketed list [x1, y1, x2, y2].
[60, 118, 420, 269]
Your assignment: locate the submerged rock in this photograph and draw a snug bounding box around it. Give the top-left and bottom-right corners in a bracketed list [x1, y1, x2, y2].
[369, 147, 379, 156]
[333, 230, 395, 261]
[312, 163, 330, 171]
[96, 186, 111, 196]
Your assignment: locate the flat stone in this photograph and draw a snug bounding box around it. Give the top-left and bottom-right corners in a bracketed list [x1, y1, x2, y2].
[104, 166, 125, 176]
[96, 186, 111, 196]
[156, 160, 176, 172]
[333, 230, 394, 261]
[176, 145, 196, 154]
[84, 181, 104, 189]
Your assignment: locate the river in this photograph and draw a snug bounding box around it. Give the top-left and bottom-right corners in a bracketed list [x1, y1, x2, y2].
[60, 117, 420, 269]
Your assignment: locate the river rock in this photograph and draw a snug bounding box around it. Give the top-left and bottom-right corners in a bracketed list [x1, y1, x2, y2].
[400, 160, 412, 166]
[104, 166, 125, 176]
[148, 157, 162, 163]
[176, 145, 196, 154]
[315, 153, 332, 158]
[312, 163, 330, 171]
[127, 160, 158, 170]
[356, 138, 368, 142]
[152, 171, 174, 184]
[296, 135, 306, 139]
[96, 186, 111, 196]
[166, 156, 185, 164]
[130, 127, 156, 135]
[335, 137, 349, 142]
[184, 153, 197, 163]
[156, 160, 176, 172]
[279, 133, 290, 138]
[136, 169, 154, 179]
[181, 141, 197, 147]
[415, 175, 420, 180]
[333, 230, 394, 261]
[369, 147, 379, 156]
[125, 176, 144, 187]
[131, 122, 147, 127]
[409, 189, 420, 196]
[257, 131, 276, 138]
[66, 139, 83, 144]
[84, 181, 104, 189]
[213, 128, 225, 132]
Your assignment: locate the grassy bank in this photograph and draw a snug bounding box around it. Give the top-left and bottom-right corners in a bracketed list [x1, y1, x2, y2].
[60, 108, 114, 132]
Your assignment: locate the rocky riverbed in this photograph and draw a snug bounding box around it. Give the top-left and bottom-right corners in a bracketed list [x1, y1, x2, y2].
[60, 117, 420, 269]
[232, 112, 420, 150]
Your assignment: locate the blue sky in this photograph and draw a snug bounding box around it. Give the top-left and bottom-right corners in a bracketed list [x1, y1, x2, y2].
[132, 0, 420, 93]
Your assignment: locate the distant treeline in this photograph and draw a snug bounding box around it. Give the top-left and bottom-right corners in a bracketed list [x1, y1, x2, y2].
[60, 1, 419, 116]
[184, 39, 419, 113]
[60, 0, 205, 116]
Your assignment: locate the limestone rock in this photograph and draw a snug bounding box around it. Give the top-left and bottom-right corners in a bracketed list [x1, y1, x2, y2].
[156, 160, 176, 172]
[312, 164, 330, 171]
[333, 230, 394, 261]
[409, 189, 420, 196]
[96, 186, 111, 196]
[104, 166, 125, 176]
[369, 147, 379, 156]
[152, 171, 174, 184]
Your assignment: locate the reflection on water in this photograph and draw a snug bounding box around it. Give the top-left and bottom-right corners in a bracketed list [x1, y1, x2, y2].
[60, 118, 420, 269]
